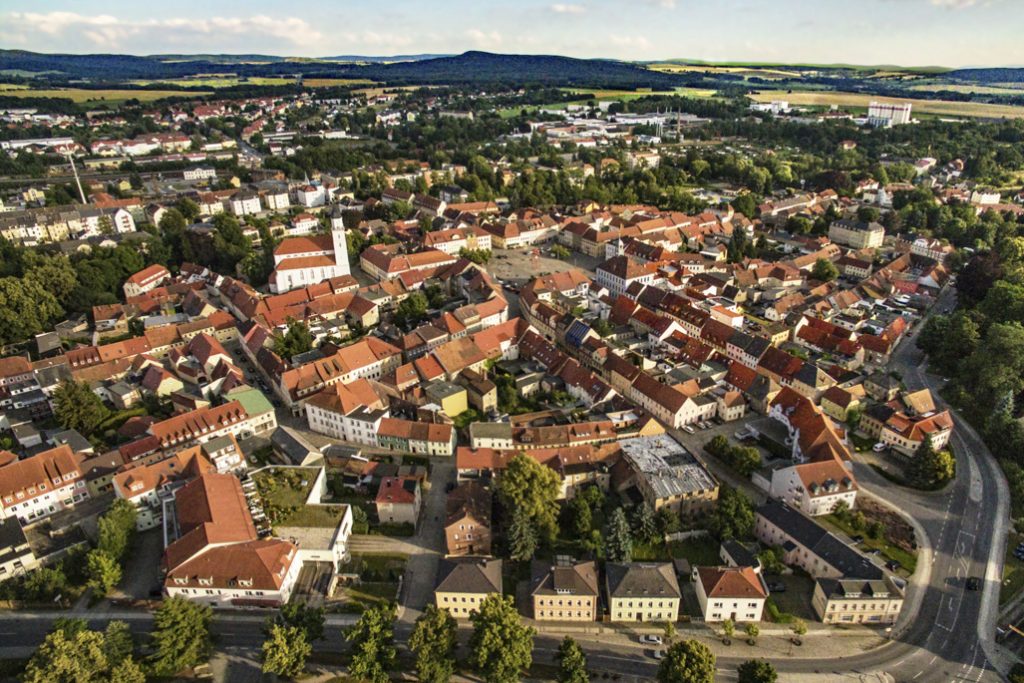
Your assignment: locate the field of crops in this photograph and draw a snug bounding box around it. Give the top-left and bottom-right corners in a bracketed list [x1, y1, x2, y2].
[648, 63, 801, 79]
[561, 86, 717, 100]
[907, 83, 1024, 95]
[0, 86, 211, 104]
[749, 89, 1024, 119]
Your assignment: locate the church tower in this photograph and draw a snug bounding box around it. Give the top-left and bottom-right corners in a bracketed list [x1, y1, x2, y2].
[330, 204, 351, 276]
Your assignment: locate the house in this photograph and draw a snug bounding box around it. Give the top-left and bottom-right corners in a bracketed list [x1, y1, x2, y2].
[304, 379, 388, 446]
[754, 499, 903, 623]
[435, 558, 503, 617]
[605, 562, 681, 622]
[123, 264, 171, 298]
[112, 445, 217, 530]
[445, 481, 492, 556]
[766, 458, 857, 516]
[163, 473, 301, 606]
[530, 558, 599, 621]
[693, 565, 768, 622]
[270, 426, 324, 467]
[0, 517, 40, 581]
[0, 445, 88, 523]
[375, 476, 422, 527]
[376, 418, 456, 457]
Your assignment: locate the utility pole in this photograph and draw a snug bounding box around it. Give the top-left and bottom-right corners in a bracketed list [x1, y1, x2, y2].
[65, 151, 86, 204]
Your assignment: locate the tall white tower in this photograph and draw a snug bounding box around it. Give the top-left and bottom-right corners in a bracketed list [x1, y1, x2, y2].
[330, 204, 351, 276]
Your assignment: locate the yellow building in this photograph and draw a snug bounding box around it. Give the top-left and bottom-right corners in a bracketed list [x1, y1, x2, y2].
[435, 558, 503, 618]
[425, 381, 468, 418]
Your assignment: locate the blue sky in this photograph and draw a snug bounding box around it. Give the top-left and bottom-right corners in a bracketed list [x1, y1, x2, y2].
[0, 0, 1021, 67]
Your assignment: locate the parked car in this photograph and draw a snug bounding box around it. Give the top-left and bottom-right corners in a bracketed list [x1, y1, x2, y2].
[966, 577, 982, 591]
[767, 582, 787, 593]
[639, 635, 663, 645]
[682, 425, 696, 435]
[885, 560, 901, 571]
[651, 650, 665, 660]
[872, 442, 887, 453]
[851, 534, 864, 543]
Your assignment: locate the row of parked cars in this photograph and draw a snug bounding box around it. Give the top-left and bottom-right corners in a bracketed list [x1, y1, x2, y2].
[681, 420, 716, 435]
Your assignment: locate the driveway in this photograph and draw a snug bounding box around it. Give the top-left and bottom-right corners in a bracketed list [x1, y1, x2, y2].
[113, 528, 163, 600]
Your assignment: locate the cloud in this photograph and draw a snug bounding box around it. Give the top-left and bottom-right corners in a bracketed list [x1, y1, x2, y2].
[465, 29, 502, 48]
[550, 3, 586, 13]
[608, 35, 651, 49]
[928, 0, 999, 6]
[0, 11, 327, 53]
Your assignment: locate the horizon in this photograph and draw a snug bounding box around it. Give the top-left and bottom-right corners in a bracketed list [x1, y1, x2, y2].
[3, 1, 1024, 69]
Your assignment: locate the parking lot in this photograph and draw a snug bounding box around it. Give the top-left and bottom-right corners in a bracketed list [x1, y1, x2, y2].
[485, 246, 600, 284]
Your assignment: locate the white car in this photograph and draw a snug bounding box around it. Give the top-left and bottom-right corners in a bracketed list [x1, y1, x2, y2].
[652, 650, 665, 660]
[640, 635, 663, 645]
[872, 442, 887, 453]
[682, 425, 696, 435]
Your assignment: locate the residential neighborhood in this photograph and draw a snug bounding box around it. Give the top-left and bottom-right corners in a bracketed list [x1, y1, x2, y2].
[0, 10, 1022, 682]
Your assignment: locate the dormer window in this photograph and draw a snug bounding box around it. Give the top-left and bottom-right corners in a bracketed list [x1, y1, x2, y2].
[198, 577, 213, 586]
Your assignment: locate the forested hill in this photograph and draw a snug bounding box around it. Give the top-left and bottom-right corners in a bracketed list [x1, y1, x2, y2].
[0, 49, 692, 89]
[348, 51, 690, 88]
[944, 67, 1024, 83]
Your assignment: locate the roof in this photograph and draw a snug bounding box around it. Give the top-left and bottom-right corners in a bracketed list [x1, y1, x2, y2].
[378, 418, 453, 444]
[697, 566, 767, 599]
[375, 476, 419, 505]
[756, 500, 883, 580]
[163, 472, 259, 573]
[0, 445, 83, 503]
[530, 559, 599, 598]
[605, 562, 681, 599]
[445, 481, 492, 528]
[435, 558, 503, 594]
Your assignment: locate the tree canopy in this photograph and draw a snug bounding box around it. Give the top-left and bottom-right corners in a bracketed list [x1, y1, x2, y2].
[469, 594, 535, 683]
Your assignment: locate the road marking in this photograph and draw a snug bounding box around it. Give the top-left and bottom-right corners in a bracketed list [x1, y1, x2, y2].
[913, 672, 923, 679]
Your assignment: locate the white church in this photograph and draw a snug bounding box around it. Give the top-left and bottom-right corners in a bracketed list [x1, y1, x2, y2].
[268, 206, 351, 293]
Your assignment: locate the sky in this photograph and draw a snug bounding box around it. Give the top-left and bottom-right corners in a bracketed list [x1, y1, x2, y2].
[0, 0, 1022, 68]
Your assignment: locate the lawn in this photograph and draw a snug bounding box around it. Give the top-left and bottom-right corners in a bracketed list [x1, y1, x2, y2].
[1000, 532, 1024, 606]
[749, 89, 1024, 119]
[254, 467, 349, 528]
[667, 536, 721, 566]
[0, 86, 212, 104]
[764, 574, 818, 622]
[337, 553, 406, 611]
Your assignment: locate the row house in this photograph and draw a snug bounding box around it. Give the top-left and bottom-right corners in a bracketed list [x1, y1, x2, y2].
[0, 445, 88, 523]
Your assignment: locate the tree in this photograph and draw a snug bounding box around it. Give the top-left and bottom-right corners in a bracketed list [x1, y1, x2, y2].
[551, 244, 571, 260]
[856, 206, 880, 223]
[273, 318, 314, 360]
[657, 640, 716, 683]
[737, 659, 777, 683]
[731, 193, 758, 218]
[261, 624, 311, 679]
[745, 623, 760, 643]
[97, 499, 137, 562]
[555, 636, 588, 683]
[656, 506, 681, 536]
[906, 435, 956, 489]
[469, 594, 535, 683]
[346, 602, 396, 683]
[53, 379, 110, 438]
[508, 506, 538, 561]
[565, 495, 593, 537]
[86, 550, 122, 596]
[721, 618, 735, 641]
[791, 618, 807, 639]
[148, 597, 213, 676]
[23, 621, 143, 683]
[708, 486, 755, 541]
[605, 507, 633, 562]
[811, 257, 839, 282]
[498, 453, 561, 541]
[271, 601, 325, 643]
[0, 276, 63, 345]
[632, 503, 658, 544]
[394, 291, 430, 329]
[409, 604, 458, 683]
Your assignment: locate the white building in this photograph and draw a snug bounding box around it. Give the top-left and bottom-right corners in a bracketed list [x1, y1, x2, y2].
[867, 102, 912, 128]
[269, 214, 351, 294]
[694, 566, 768, 622]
